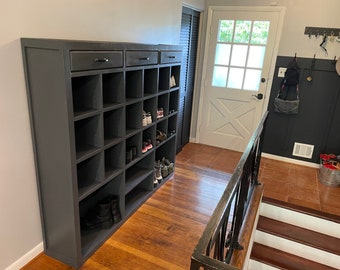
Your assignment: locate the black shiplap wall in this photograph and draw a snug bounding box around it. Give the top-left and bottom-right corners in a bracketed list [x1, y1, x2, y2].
[263, 56, 340, 163]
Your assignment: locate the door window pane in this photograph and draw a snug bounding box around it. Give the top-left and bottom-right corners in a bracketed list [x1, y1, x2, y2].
[247, 46, 265, 68]
[251, 21, 270, 45]
[230, 45, 248, 67]
[212, 66, 228, 87]
[227, 68, 244, 89]
[217, 20, 234, 42]
[233, 21, 251, 43]
[215, 44, 231, 65]
[244, 69, 261, 91]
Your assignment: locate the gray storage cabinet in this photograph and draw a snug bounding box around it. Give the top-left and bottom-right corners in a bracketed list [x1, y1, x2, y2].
[21, 38, 181, 268]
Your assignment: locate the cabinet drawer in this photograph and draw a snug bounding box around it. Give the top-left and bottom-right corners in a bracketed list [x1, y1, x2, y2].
[70, 51, 123, 71]
[126, 51, 158, 67]
[160, 51, 182, 64]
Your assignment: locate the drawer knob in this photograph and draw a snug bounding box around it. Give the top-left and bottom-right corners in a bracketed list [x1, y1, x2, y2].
[168, 56, 176, 59]
[94, 58, 109, 63]
[139, 57, 150, 61]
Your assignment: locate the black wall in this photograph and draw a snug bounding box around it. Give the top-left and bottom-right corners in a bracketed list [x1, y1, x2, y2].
[263, 56, 340, 163]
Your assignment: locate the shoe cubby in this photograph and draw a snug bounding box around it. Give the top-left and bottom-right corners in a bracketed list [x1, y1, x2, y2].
[167, 114, 177, 138]
[157, 92, 169, 119]
[79, 172, 124, 257]
[159, 67, 171, 91]
[169, 90, 179, 115]
[170, 65, 181, 89]
[22, 38, 181, 268]
[104, 107, 125, 147]
[104, 142, 125, 180]
[77, 152, 105, 200]
[126, 70, 143, 101]
[143, 97, 157, 126]
[74, 115, 103, 161]
[144, 68, 158, 96]
[126, 132, 142, 165]
[102, 72, 125, 109]
[72, 75, 101, 119]
[126, 101, 142, 136]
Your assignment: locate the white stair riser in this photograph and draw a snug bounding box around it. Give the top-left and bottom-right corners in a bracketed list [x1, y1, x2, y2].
[260, 203, 340, 238]
[255, 230, 340, 269]
[248, 259, 281, 270]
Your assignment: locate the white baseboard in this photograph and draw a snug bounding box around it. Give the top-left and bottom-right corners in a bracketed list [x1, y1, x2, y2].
[5, 242, 43, 270]
[261, 152, 319, 168]
[189, 137, 197, 143]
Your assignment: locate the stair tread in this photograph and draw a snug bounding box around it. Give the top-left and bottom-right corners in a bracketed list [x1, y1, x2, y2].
[257, 215, 340, 255]
[262, 196, 340, 224]
[251, 242, 338, 270]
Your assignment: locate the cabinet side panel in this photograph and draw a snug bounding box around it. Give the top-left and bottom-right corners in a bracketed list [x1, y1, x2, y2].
[23, 46, 80, 267]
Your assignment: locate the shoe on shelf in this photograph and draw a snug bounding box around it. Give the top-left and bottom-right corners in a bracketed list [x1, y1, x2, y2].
[146, 112, 152, 125]
[81, 198, 113, 230]
[142, 142, 148, 154]
[142, 110, 147, 126]
[109, 196, 121, 224]
[146, 139, 153, 150]
[154, 161, 163, 184]
[169, 75, 176, 88]
[161, 163, 168, 178]
[157, 108, 164, 119]
[156, 130, 167, 143]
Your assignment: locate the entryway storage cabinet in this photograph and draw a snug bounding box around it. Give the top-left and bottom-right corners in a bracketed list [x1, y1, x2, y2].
[21, 38, 181, 268]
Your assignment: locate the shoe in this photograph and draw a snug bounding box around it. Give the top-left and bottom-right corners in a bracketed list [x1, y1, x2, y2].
[142, 110, 147, 126]
[161, 163, 168, 178]
[170, 75, 176, 88]
[146, 112, 152, 125]
[154, 161, 163, 184]
[142, 142, 148, 153]
[156, 130, 167, 143]
[81, 198, 113, 230]
[157, 108, 164, 119]
[146, 139, 153, 150]
[109, 196, 121, 224]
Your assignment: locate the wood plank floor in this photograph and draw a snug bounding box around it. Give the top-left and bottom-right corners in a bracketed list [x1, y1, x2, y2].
[22, 143, 340, 269]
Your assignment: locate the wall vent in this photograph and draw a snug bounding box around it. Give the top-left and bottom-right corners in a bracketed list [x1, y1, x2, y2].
[292, 142, 314, 159]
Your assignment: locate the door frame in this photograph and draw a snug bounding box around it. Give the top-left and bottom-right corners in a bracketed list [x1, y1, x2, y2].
[196, 5, 285, 146]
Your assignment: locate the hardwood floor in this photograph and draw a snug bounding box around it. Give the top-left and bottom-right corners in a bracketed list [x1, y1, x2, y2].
[22, 143, 340, 269]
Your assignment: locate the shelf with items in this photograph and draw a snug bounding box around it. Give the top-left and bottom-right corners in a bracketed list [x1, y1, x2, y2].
[79, 172, 123, 258]
[103, 107, 125, 147]
[102, 71, 125, 110]
[142, 96, 156, 127]
[142, 125, 156, 154]
[144, 68, 158, 96]
[126, 70, 143, 102]
[167, 114, 177, 138]
[126, 132, 142, 166]
[77, 153, 105, 201]
[74, 115, 103, 162]
[170, 65, 181, 89]
[156, 120, 168, 147]
[72, 75, 101, 120]
[157, 92, 169, 120]
[155, 137, 176, 183]
[169, 90, 179, 115]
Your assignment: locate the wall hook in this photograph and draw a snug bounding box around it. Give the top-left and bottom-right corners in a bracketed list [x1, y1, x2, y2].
[332, 56, 337, 65]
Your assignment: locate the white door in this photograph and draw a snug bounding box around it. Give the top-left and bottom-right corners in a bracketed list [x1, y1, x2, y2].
[197, 7, 284, 152]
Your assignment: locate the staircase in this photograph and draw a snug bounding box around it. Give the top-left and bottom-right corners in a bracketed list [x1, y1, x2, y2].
[249, 197, 340, 270]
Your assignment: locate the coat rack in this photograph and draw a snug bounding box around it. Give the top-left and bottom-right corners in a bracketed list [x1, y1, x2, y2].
[304, 26, 340, 38]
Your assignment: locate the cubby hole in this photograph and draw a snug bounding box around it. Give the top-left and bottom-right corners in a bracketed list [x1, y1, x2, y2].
[125, 152, 154, 195]
[102, 72, 125, 109]
[144, 68, 158, 96]
[104, 107, 125, 147]
[157, 93, 169, 119]
[155, 137, 176, 171]
[72, 75, 101, 118]
[104, 142, 124, 180]
[156, 119, 168, 147]
[77, 153, 105, 200]
[126, 132, 142, 165]
[126, 70, 142, 100]
[143, 125, 156, 154]
[79, 173, 124, 257]
[74, 115, 103, 161]
[168, 115, 177, 138]
[159, 67, 171, 91]
[126, 102, 142, 136]
[170, 65, 181, 89]
[125, 173, 153, 217]
[143, 97, 157, 126]
[169, 90, 179, 115]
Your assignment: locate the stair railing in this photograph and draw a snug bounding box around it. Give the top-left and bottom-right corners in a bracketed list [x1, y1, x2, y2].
[190, 111, 268, 270]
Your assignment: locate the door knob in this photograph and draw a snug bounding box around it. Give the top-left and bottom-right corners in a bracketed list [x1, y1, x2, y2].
[253, 93, 263, 100]
[261, 78, 266, 83]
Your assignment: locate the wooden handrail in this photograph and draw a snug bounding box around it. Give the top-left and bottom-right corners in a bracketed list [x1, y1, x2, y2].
[190, 111, 269, 270]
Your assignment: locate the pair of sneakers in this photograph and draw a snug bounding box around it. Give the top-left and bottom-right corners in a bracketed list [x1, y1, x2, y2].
[142, 139, 153, 154]
[142, 111, 152, 126]
[169, 75, 176, 88]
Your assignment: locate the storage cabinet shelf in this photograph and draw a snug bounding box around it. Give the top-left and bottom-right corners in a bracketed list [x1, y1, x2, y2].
[21, 38, 181, 269]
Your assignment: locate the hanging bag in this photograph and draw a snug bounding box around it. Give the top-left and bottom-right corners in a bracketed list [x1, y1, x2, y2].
[274, 58, 300, 115]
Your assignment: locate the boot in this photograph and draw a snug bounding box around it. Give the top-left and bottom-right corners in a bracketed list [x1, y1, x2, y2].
[154, 161, 163, 184]
[110, 196, 121, 224]
[82, 199, 113, 230]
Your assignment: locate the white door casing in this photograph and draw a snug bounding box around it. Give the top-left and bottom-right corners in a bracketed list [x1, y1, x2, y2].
[197, 6, 285, 152]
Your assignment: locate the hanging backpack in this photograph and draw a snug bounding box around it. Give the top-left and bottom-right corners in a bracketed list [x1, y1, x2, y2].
[274, 59, 300, 114]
